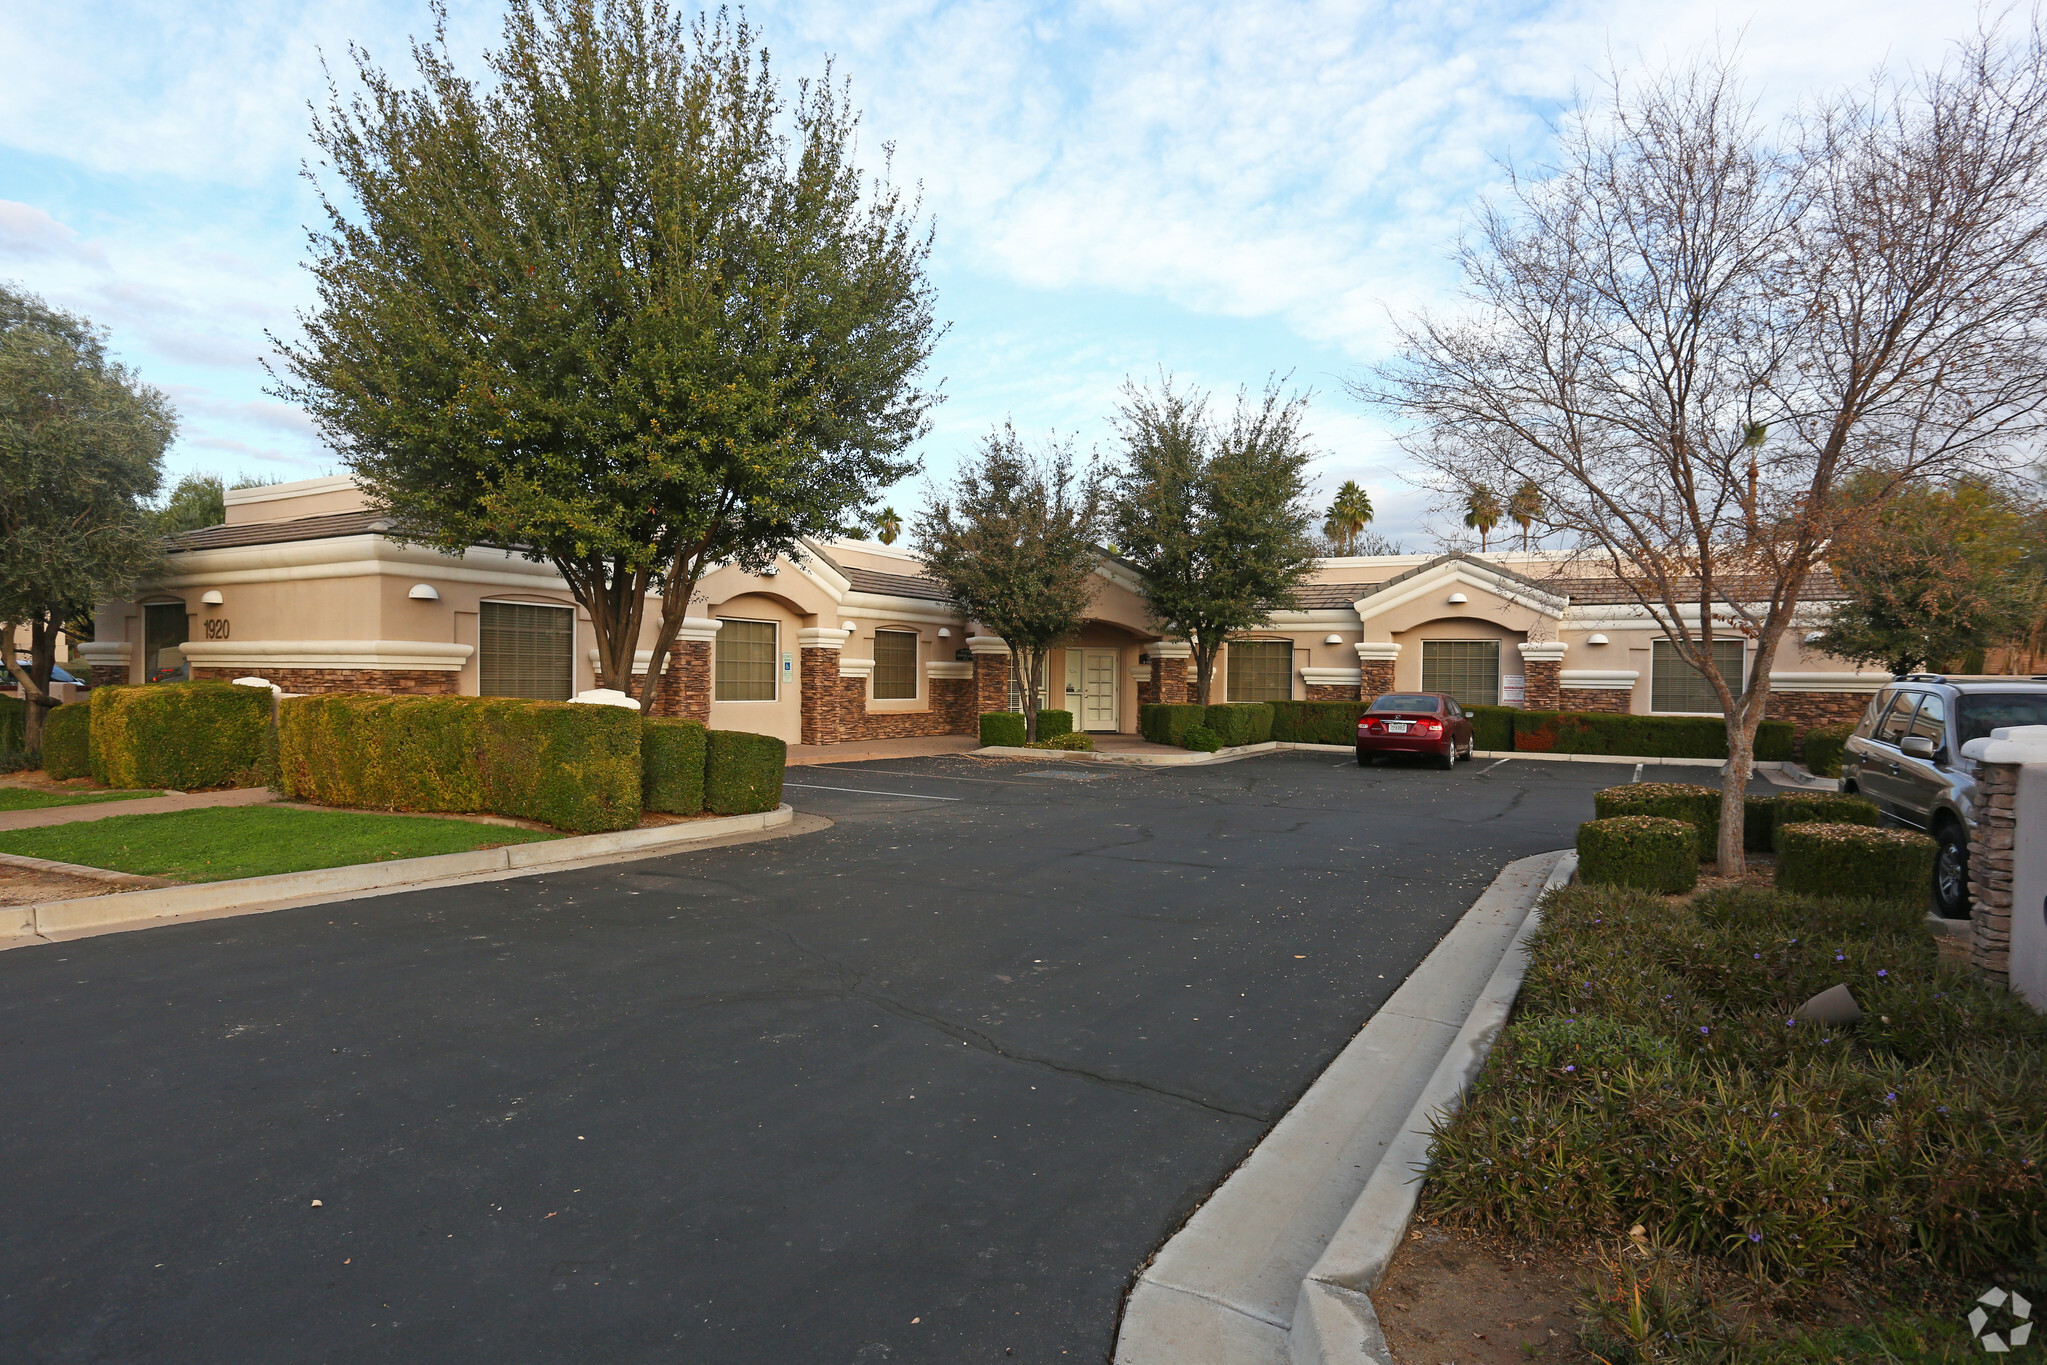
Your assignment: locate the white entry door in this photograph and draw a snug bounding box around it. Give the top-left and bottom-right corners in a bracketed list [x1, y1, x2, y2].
[1082, 649, 1118, 730]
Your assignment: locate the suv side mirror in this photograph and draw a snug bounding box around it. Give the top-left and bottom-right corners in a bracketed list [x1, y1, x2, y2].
[1900, 735, 1938, 760]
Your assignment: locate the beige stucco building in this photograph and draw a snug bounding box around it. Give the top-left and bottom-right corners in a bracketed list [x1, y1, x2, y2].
[78, 476, 1889, 745]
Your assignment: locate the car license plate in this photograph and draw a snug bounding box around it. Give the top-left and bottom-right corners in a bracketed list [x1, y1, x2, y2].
[1386, 721, 1409, 733]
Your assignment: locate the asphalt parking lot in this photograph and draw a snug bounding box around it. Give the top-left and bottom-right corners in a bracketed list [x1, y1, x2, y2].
[0, 752, 1737, 1364]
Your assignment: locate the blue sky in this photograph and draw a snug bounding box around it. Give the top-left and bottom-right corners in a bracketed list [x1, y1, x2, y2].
[0, 0, 1992, 545]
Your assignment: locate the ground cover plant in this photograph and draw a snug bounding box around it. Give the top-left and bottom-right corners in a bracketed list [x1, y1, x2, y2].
[1424, 881, 2047, 1355]
[0, 806, 556, 881]
[0, 787, 157, 812]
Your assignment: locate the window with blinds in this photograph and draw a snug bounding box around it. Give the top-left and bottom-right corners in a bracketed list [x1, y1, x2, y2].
[1226, 640, 1293, 702]
[478, 601, 574, 700]
[1420, 639, 1500, 707]
[873, 630, 918, 700]
[1007, 656, 1046, 713]
[715, 619, 777, 701]
[1651, 639, 1744, 713]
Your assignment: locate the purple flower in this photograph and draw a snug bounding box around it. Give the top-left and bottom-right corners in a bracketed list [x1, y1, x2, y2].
[1700, 1026, 1711, 1034]
[1565, 1065, 1576, 1072]
[1753, 953, 1761, 960]
[1885, 1092, 1898, 1103]
[1748, 1231, 1763, 1243]
[1878, 969, 1889, 978]
[1786, 1018, 1797, 1026]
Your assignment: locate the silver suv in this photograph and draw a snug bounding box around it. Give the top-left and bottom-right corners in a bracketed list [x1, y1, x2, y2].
[1840, 675, 2047, 918]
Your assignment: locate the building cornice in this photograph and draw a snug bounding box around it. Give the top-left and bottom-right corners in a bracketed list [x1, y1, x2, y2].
[181, 639, 473, 671]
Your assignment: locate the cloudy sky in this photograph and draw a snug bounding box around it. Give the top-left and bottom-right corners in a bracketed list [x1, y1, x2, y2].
[0, 0, 1992, 544]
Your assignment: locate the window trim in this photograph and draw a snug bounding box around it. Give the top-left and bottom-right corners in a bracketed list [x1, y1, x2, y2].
[1648, 637, 1746, 716]
[477, 598, 577, 701]
[714, 616, 779, 703]
[871, 628, 920, 702]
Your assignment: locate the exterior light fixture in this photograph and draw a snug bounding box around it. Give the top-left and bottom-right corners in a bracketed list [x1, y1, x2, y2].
[1805, 631, 1826, 644]
[1587, 633, 1609, 645]
[1324, 634, 1342, 645]
[844, 624, 858, 635]
[200, 590, 224, 606]
[937, 628, 951, 638]
[407, 584, 440, 601]
[1447, 592, 1469, 605]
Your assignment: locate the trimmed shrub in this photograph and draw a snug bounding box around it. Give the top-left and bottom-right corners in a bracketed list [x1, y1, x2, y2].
[40, 703, 91, 780]
[1775, 822, 1936, 902]
[1743, 794, 1778, 854]
[1512, 709, 1792, 761]
[1036, 710, 1074, 740]
[1577, 815, 1700, 894]
[279, 695, 642, 833]
[0, 695, 22, 752]
[1594, 782, 1720, 859]
[1468, 705, 1516, 752]
[1203, 702, 1273, 747]
[642, 717, 708, 815]
[1024, 732, 1093, 751]
[1769, 793, 1879, 843]
[980, 711, 1027, 747]
[1801, 722, 1853, 778]
[90, 681, 270, 790]
[703, 729, 786, 816]
[1139, 702, 1208, 747]
[1182, 724, 1223, 753]
[1270, 700, 1370, 745]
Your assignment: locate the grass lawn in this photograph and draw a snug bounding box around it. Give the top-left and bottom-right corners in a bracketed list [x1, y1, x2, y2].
[0, 787, 161, 812]
[1420, 881, 2047, 1361]
[0, 805, 559, 882]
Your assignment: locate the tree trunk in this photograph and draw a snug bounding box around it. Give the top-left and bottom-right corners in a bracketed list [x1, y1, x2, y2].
[1717, 709, 1763, 875]
[1021, 646, 1045, 742]
[1191, 640, 1217, 706]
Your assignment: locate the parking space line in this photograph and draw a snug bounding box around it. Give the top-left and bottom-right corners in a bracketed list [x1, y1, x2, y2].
[1632, 763, 1643, 783]
[782, 782, 961, 801]
[1482, 758, 1512, 774]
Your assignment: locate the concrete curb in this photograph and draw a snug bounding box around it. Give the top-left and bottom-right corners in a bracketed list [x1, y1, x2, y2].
[1114, 849, 1572, 1365]
[975, 743, 1814, 776]
[1, 804, 796, 948]
[1291, 852, 1575, 1365]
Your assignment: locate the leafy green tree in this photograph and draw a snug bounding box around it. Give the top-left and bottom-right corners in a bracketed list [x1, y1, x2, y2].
[875, 506, 902, 545]
[0, 285, 174, 748]
[152, 474, 226, 535]
[274, 0, 941, 704]
[1507, 480, 1542, 549]
[1113, 375, 1318, 705]
[1322, 479, 1373, 556]
[912, 426, 1106, 742]
[1463, 484, 1503, 551]
[1817, 476, 2043, 675]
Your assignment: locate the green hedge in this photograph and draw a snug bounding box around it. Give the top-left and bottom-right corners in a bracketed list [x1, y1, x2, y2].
[91, 681, 271, 791]
[642, 718, 708, 815]
[1203, 702, 1273, 747]
[979, 711, 1074, 746]
[1139, 703, 1208, 747]
[40, 703, 91, 780]
[704, 729, 785, 815]
[0, 695, 22, 752]
[1801, 723, 1853, 778]
[1593, 782, 1720, 859]
[1577, 816, 1700, 894]
[1270, 700, 1369, 744]
[1183, 724, 1223, 753]
[279, 695, 642, 833]
[1775, 823, 1936, 902]
[1515, 710, 1793, 760]
[1469, 705, 1516, 751]
[1770, 793, 1879, 840]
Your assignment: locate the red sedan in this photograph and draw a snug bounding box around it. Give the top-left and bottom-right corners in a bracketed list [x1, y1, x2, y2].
[1356, 692, 1475, 769]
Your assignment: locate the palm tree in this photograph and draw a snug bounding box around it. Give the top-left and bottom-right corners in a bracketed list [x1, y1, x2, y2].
[1322, 480, 1373, 555]
[876, 506, 902, 545]
[1464, 484, 1503, 551]
[1507, 480, 1543, 550]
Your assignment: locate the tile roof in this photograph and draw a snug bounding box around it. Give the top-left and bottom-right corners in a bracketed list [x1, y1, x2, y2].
[1294, 581, 1383, 608]
[840, 565, 952, 602]
[169, 510, 394, 551]
[1535, 569, 1846, 605]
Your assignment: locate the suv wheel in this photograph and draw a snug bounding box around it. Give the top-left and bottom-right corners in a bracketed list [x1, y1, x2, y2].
[1933, 822, 1971, 920]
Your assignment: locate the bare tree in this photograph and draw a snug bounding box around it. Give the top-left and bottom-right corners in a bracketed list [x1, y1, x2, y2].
[1356, 30, 2047, 872]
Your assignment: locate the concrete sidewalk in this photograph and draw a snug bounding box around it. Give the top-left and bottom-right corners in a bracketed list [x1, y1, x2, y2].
[786, 735, 980, 766]
[0, 785, 276, 833]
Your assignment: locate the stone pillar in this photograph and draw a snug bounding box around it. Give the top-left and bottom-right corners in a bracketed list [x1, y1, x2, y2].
[1517, 641, 1567, 711]
[1132, 661, 1156, 707]
[1961, 725, 2047, 1004]
[928, 661, 978, 735]
[1764, 675, 1891, 749]
[1355, 642, 1399, 699]
[75, 641, 131, 688]
[1148, 640, 1192, 705]
[648, 618, 720, 720]
[967, 636, 1012, 714]
[1558, 669, 1637, 715]
[797, 627, 850, 746]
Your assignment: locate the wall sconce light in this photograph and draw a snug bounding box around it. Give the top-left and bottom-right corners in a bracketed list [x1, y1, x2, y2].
[1324, 634, 1342, 645]
[407, 584, 440, 601]
[937, 628, 951, 638]
[1587, 633, 1609, 645]
[1447, 592, 1469, 605]
[200, 590, 224, 606]
[1805, 631, 1825, 644]
[844, 623, 858, 635]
